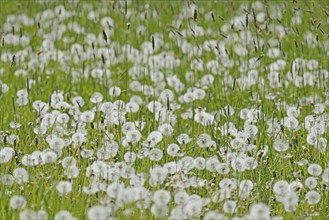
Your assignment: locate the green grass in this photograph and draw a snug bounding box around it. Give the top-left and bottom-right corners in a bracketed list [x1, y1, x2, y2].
[0, 0, 329, 219]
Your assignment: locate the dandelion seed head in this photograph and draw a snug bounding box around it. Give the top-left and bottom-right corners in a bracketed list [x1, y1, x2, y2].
[56, 181, 72, 196]
[13, 167, 29, 184]
[307, 163, 322, 176]
[54, 210, 77, 220]
[305, 190, 321, 205]
[10, 195, 27, 210]
[2, 174, 15, 186]
[249, 203, 270, 220]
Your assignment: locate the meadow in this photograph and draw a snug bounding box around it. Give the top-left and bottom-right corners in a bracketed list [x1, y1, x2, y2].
[0, 1, 329, 219]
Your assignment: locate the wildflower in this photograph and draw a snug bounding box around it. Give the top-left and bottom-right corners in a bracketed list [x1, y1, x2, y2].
[109, 86, 121, 97]
[124, 151, 137, 163]
[64, 166, 79, 179]
[106, 168, 121, 182]
[283, 191, 299, 212]
[231, 157, 246, 172]
[10, 195, 27, 210]
[41, 149, 56, 163]
[304, 115, 315, 131]
[151, 71, 164, 83]
[211, 188, 229, 203]
[244, 124, 258, 138]
[204, 211, 227, 220]
[273, 180, 289, 197]
[80, 148, 94, 158]
[56, 181, 72, 196]
[147, 101, 162, 113]
[183, 91, 194, 103]
[137, 147, 149, 159]
[177, 133, 192, 145]
[54, 210, 78, 220]
[153, 189, 171, 205]
[159, 89, 174, 103]
[206, 157, 220, 172]
[80, 110, 95, 123]
[16, 89, 29, 106]
[90, 92, 103, 103]
[158, 123, 174, 136]
[13, 167, 29, 184]
[130, 96, 144, 106]
[174, 191, 189, 205]
[49, 137, 66, 150]
[240, 108, 251, 120]
[32, 100, 49, 114]
[196, 133, 212, 148]
[97, 147, 112, 160]
[306, 132, 318, 146]
[316, 137, 327, 153]
[244, 157, 258, 170]
[267, 48, 281, 58]
[164, 161, 178, 174]
[122, 122, 136, 134]
[41, 113, 56, 127]
[249, 203, 270, 220]
[240, 179, 254, 192]
[181, 108, 193, 119]
[0, 81, 9, 94]
[311, 122, 326, 136]
[305, 177, 317, 189]
[126, 130, 142, 143]
[223, 200, 237, 214]
[31, 151, 43, 165]
[0, 147, 15, 164]
[283, 116, 299, 131]
[273, 138, 289, 152]
[167, 75, 184, 92]
[216, 163, 230, 175]
[286, 106, 300, 118]
[91, 68, 103, 79]
[129, 81, 143, 92]
[150, 166, 168, 184]
[307, 163, 322, 176]
[126, 102, 139, 113]
[2, 174, 15, 186]
[87, 205, 108, 220]
[130, 174, 147, 187]
[20, 209, 47, 220]
[57, 113, 70, 124]
[200, 74, 214, 87]
[144, 131, 163, 148]
[149, 148, 163, 161]
[121, 165, 135, 179]
[193, 88, 206, 100]
[313, 103, 324, 114]
[230, 138, 245, 150]
[151, 204, 169, 218]
[289, 181, 303, 193]
[72, 96, 85, 107]
[194, 110, 214, 125]
[167, 144, 180, 157]
[183, 199, 203, 218]
[10, 121, 22, 129]
[305, 190, 321, 204]
[51, 92, 64, 108]
[72, 132, 86, 146]
[194, 157, 206, 170]
[185, 71, 195, 82]
[322, 168, 329, 184]
[220, 178, 238, 191]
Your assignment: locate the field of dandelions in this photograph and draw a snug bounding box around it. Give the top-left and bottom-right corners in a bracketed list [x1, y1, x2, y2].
[0, 1, 329, 219]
